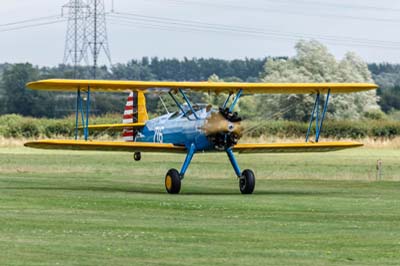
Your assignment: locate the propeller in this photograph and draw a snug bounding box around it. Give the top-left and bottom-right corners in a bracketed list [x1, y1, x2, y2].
[200, 109, 244, 150]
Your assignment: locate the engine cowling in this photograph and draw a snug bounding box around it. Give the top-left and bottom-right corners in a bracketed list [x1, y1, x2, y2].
[202, 108, 243, 150]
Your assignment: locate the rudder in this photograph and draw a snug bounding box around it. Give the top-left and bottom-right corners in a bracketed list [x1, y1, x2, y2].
[122, 91, 148, 141]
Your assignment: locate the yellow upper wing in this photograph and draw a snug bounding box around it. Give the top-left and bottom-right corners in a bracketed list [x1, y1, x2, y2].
[233, 142, 363, 153]
[26, 79, 377, 94]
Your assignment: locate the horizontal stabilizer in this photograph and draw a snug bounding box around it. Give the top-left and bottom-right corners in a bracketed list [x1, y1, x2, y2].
[233, 142, 363, 153]
[78, 123, 145, 131]
[24, 140, 186, 153]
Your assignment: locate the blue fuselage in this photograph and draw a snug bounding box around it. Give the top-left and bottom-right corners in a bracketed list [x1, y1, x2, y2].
[135, 107, 214, 151]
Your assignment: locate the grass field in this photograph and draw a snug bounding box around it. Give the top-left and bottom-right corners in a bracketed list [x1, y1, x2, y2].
[0, 146, 400, 265]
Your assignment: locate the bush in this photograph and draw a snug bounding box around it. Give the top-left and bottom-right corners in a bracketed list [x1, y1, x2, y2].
[363, 110, 387, 121]
[370, 122, 400, 138]
[244, 120, 399, 139]
[45, 122, 73, 137]
[1, 114, 400, 140]
[20, 121, 40, 138]
[323, 121, 368, 138]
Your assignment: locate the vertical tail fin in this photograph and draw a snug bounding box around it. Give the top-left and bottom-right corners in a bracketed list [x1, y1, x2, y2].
[122, 91, 148, 142]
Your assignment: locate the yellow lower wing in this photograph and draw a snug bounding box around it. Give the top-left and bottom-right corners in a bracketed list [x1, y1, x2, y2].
[24, 140, 362, 154]
[233, 142, 363, 153]
[24, 140, 186, 153]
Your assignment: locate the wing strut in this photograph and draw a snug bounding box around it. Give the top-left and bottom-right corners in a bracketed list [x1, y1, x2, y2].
[168, 91, 188, 118]
[306, 89, 331, 143]
[168, 90, 200, 120]
[74, 86, 92, 141]
[222, 93, 232, 109]
[229, 89, 243, 112]
[179, 89, 199, 120]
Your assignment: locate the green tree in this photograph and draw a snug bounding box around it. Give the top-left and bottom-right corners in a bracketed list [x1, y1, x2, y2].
[2, 63, 56, 117]
[258, 40, 379, 121]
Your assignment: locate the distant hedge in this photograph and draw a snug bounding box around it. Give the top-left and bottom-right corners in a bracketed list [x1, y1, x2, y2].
[1, 114, 400, 139]
[244, 120, 400, 139]
[0, 114, 119, 139]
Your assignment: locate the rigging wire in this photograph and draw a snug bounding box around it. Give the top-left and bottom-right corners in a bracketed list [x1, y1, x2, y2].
[159, 95, 171, 114]
[242, 103, 300, 136]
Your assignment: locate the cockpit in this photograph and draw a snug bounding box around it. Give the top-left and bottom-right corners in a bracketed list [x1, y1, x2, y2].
[168, 104, 213, 120]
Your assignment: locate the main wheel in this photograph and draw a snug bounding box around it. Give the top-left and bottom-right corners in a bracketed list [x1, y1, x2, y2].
[134, 152, 141, 161]
[239, 169, 255, 194]
[165, 168, 181, 194]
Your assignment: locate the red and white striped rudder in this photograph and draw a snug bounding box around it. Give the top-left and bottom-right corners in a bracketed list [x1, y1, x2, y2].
[122, 91, 149, 142]
[122, 92, 137, 142]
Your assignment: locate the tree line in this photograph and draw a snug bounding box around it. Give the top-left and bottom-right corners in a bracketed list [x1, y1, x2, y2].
[0, 57, 270, 118]
[0, 40, 399, 120]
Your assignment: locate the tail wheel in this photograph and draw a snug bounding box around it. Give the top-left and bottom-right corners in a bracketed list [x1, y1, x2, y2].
[239, 169, 255, 194]
[165, 169, 181, 194]
[134, 152, 141, 161]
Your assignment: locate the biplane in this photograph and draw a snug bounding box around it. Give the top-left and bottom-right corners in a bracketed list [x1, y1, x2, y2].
[24, 79, 377, 194]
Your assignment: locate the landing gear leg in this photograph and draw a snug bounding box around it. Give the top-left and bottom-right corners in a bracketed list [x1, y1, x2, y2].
[165, 143, 196, 194]
[134, 152, 141, 161]
[226, 148, 255, 194]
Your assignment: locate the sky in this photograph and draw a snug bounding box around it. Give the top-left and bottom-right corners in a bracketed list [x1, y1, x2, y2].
[1, 0, 400, 66]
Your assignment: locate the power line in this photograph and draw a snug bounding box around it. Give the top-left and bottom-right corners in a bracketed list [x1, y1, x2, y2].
[108, 12, 400, 50]
[0, 15, 62, 28]
[153, 0, 400, 24]
[262, 0, 400, 13]
[108, 18, 400, 50]
[0, 19, 66, 33]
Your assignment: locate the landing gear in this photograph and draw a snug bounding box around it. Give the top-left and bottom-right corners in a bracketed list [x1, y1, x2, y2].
[165, 169, 181, 194]
[134, 152, 141, 161]
[165, 143, 196, 194]
[226, 147, 256, 194]
[239, 169, 255, 194]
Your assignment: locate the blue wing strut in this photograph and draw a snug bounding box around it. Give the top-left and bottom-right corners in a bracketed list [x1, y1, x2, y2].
[74, 86, 92, 141]
[306, 89, 331, 143]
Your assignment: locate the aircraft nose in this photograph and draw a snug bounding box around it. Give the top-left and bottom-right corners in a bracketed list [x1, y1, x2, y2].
[202, 112, 243, 136]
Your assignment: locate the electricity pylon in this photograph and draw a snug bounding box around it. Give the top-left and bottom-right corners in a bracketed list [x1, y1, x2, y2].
[86, 0, 112, 78]
[62, 0, 89, 78]
[63, 0, 112, 78]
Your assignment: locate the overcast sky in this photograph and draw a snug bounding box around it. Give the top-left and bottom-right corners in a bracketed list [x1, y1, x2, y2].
[1, 0, 400, 66]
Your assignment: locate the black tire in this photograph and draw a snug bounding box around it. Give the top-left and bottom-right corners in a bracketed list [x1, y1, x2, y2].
[134, 152, 141, 161]
[239, 169, 255, 194]
[165, 168, 181, 194]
